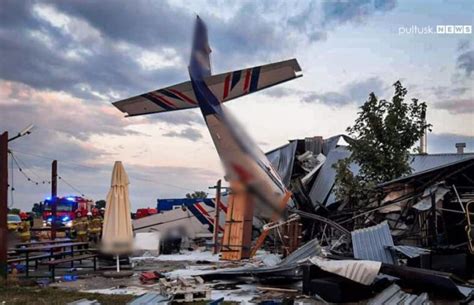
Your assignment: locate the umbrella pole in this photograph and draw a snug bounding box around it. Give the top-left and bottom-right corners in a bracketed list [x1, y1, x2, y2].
[116, 255, 120, 272]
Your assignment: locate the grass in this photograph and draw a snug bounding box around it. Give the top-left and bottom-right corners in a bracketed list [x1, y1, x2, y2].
[0, 285, 240, 305]
[0, 286, 134, 305]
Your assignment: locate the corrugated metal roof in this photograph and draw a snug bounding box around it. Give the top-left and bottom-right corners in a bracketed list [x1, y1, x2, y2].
[265, 140, 297, 187]
[368, 284, 429, 305]
[351, 221, 395, 264]
[308, 146, 356, 207]
[379, 155, 474, 187]
[308, 144, 474, 207]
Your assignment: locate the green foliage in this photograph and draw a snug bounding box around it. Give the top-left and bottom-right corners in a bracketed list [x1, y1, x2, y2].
[185, 191, 208, 199]
[8, 208, 20, 215]
[334, 81, 431, 207]
[31, 203, 42, 215]
[95, 200, 106, 209]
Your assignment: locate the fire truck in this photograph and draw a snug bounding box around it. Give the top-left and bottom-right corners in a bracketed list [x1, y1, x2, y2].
[43, 196, 92, 227]
[134, 207, 158, 219]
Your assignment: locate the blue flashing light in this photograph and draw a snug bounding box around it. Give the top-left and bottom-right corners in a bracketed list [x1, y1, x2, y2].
[45, 196, 51, 201]
[62, 216, 70, 222]
[47, 217, 52, 222]
[66, 197, 75, 202]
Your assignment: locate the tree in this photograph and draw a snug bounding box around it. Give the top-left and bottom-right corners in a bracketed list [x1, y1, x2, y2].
[185, 191, 208, 199]
[8, 208, 21, 215]
[95, 200, 106, 209]
[32, 203, 43, 216]
[334, 81, 431, 207]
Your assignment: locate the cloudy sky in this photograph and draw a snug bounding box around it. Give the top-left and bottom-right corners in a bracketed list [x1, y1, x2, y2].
[1, 0, 473, 211]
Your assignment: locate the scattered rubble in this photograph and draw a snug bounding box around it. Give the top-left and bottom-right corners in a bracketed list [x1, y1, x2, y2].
[158, 276, 211, 303]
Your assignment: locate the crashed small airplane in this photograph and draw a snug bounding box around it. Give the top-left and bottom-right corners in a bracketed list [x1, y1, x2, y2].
[113, 17, 302, 219]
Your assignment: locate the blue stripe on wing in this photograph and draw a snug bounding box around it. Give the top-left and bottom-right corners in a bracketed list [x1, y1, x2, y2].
[187, 204, 214, 233]
[249, 66, 261, 92]
[231, 70, 241, 90]
[141, 93, 174, 111]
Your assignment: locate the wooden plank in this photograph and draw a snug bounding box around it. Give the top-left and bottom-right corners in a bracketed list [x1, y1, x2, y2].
[257, 287, 298, 293]
[221, 182, 254, 260]
[250, 190, 292, 257]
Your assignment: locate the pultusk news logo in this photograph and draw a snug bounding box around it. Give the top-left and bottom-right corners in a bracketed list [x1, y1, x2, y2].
[398, 25, 472, 35]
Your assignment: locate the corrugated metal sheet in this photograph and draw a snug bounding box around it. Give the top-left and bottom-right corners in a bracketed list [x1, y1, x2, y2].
[309, 257, 381, 285]
[351, 221, 395, 264]
[127, 293, 170, 305]
[380, 155, 474, 187]
[389, 245, 430, 259]
[368, 284, 429, 305]
[308, 146, 358, 207]
[265, 140, 297, 187]
[322, 134, 350, 155]
[201, 237, 321, 280]
[409, 153, 474, 173]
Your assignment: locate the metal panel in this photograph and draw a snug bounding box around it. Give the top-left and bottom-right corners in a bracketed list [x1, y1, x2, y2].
[308, 146, 357, 207]
[67, 300, 101, 305]
[380, 155, 474, 187]
[309, 257, 381, 285]
[201, 237, 321, 280]
[389, 245, 430, 259]
[322, 134, 350, 155]
[368, 284, 429, 305]
[127, 293, 170, 305]
[309, 145, 474, 208]
[410, 153, 474, 173]
[265, 140, 298, 187]
[351, 222, 395, 264]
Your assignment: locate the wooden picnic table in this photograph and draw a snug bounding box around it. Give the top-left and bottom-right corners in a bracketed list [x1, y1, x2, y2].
[15, 238, 76, 248]
[30, 227, 71, 231]
[13, 242, 89, 277]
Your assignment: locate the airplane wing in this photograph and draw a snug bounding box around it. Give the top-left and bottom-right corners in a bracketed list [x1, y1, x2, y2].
[208, 58, 302, 102]
[113, 58, 302, 116]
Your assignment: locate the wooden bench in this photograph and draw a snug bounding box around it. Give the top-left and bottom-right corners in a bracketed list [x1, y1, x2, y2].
[8, 254, 52, 265]
[46, 254, 98, 280]
[8, 248, 93, 269]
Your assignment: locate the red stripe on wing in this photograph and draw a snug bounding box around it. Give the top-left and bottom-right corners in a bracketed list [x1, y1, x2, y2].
[243, 69, 251, 93]
[150, 92, 176, 108]
[223, 73, 231, 100]
[216, 199, 227, 214]
[168, 89, 197, 105]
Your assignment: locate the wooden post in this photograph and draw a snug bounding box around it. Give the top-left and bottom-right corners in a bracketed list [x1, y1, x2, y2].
[0, 132, 8, 279]
[430, 191, 437, 247]
[213, 179, 221, 254]
[221, 182, 254, 260]
[51, 160, 57, 240]
[250, 190, 292, 258]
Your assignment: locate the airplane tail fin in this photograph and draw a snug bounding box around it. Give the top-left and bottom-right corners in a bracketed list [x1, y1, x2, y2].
[189, 16, 212, 79]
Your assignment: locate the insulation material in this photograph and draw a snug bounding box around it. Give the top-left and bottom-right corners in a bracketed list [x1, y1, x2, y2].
[413, 185, 450, 211]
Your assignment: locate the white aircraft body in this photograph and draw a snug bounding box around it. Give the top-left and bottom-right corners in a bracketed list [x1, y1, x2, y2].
[113, 17, 302, 219]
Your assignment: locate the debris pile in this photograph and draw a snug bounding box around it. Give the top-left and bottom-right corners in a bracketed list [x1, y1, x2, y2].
[58, 135, 474, 303]
[189, 135, 474, 303]
[158, 276, 211, 303]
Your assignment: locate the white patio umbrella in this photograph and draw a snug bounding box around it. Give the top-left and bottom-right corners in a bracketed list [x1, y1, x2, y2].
[101, 161, 133, 272]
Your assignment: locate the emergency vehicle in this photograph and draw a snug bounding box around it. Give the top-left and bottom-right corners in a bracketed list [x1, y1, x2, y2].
[43, 196, 92, 227]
